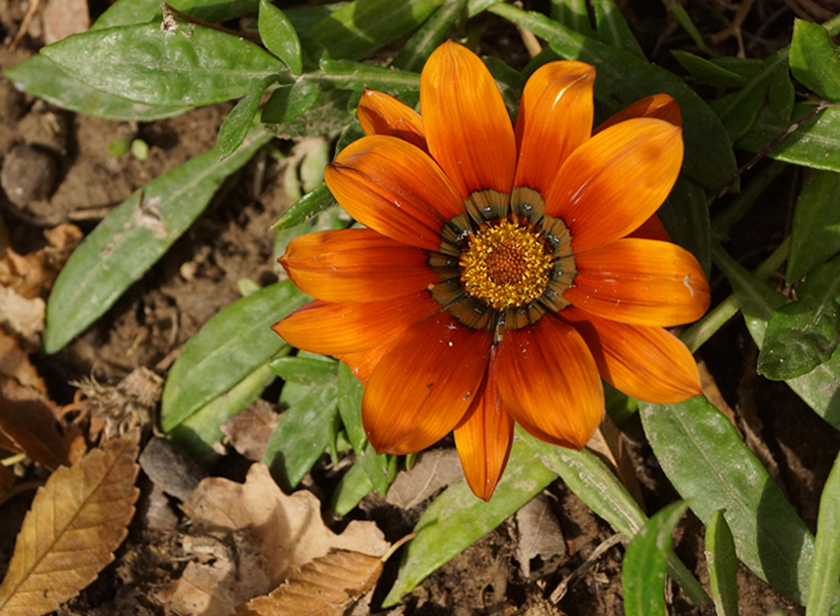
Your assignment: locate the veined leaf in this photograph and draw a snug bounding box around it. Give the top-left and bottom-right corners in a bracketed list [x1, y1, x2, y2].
[259, 0, 303, 76]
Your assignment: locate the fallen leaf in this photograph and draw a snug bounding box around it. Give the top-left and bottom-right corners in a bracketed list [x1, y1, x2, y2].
[0, 437, 140, 616]
[235, 550, 383, 616]
[386, 449, 463, 509]
[220, 400, 278, 461]
[0, 224, 82, 299]
[0, 288, 45, 348]
[42, 0, 90, 44]
[183, 463, 390, 585]
[514, 493, 566, 578]
[0, 374, 86, 470]
[0, 330, 45, 392]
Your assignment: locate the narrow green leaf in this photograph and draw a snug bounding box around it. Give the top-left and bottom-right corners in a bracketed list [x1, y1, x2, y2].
[382, 437, 557, 607]
[167, 357, 283, 464]
[806, 451, 840, 616]
[623, 502, 688, 616]
[271, 183, 338, 231]
[284, 3, 351, 31]
[317, 58, 421, 94]
[92, 0, 261, 29]
[41, 23, 288, 107]
[589, 0, 645, 59]
[768, 63, 795, 122]
[640, 397, 815, 604]
[790, 19, 840, 103]
[330, 459, 374, 515]
[44, 127, 273, 354]
[488, 3, 737, 192]
[357, 441, 392, 496]
[269, 355, 338, 387]
[663, 1, 715, 57]
[338, 362, 366, 454]
[3, 55, 188, 121]
[706, 510, 740, 616]
[259, 0, 303, 75]
[737, 103, 840, 173]
[217, 80, 275, 159]
[160, 281, 307, 432]
[261, 80, 322, 124]
[551, 0, 594, 37]
[657, 176, 711, 279]
[710, 77, 771, 141]
[393, 0, 467, 72]
[672, 50, 748, 88]
[263, 374, 339, 491]
[788, 170, 840, 284]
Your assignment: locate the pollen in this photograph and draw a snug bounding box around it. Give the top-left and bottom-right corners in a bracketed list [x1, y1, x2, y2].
[460, 219, 553, 310]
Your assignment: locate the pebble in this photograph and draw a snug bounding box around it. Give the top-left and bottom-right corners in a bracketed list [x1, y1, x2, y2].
[0, 143, 59, 207]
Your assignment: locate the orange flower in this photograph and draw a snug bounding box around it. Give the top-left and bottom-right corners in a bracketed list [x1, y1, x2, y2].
[274, 42, 709, 500]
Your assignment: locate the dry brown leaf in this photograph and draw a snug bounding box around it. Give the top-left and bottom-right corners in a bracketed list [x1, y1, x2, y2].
[0, 374, 86, 469]
[385, 449, 463, 509]
[0, 288, 45, 348]
[183, 463, 390, 585]
[586, 417, 644, 510]
[234, 550, 383, 616]
[220, 400, 278, 461]
[0, 330, 46, 392]
[0, 437, 140, 616]
[514, 494, 566, 578]
[0, 224, 82, 299]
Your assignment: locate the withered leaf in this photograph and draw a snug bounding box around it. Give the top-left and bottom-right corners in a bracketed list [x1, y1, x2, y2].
[0, 330, 46, 392]
[514, 494, 566, 578]
[220, 400, 278, 461]
[234, 550, 383, 616]
[0, 224, 82, 299]
[386, 449, 463, 509]
[0, 437, 140, 616]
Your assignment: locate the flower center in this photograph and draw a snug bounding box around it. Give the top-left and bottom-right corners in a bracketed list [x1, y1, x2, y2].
[460, 219, 553, 310]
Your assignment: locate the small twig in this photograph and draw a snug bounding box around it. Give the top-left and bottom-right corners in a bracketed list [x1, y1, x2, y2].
[160, 3, 262, 44]
[549, 533, 626, 604]
[10, 0, 42, 50]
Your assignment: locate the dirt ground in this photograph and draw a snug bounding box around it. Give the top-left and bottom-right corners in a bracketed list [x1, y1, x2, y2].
[1, 0, 840, 615]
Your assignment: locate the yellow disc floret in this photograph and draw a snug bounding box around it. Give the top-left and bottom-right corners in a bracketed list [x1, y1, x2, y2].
[460, 219, 553, 310]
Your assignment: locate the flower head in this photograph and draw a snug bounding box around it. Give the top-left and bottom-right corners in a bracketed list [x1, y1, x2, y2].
[274, 42, 710, 500]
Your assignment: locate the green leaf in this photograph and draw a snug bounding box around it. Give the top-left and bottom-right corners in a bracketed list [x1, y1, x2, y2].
[663, 1, 715, 57]
[790, 19, 840, 103]
[737, 103, 840, 173]
[263, 88, 352, 139]
[788, 170, 840, 284]
[261, 80, 322, 124]
[217, 79, 276, 159]
[589, 0, 645, 59]
[92, 0, 261, 29]
[330, 459, 374, 516]
[263, 370, 339, 491]
[623, 502, 688, 616]
[673, 50, 748, 88]
[338, 362, 366, 454]
[284, 3, 351, 32]
[393, 0, 467, 72]
[43, 127, 273, 355]
[640, 397, 815, 604]
[657, 176, 711, 279]
[706, 510, 740, 616]
[3, 55, 187, 121]
[160, 281, 307, 433]
[301, 0, 444, 61]
[318, 57, 421, 94]
[269, 355, 338, 387]
[41, 23, 288, 107]
[768, 63, 795, 122]
[488, 3, 737, 192]
[271, 183, 338, 231]
[259, 0, 303, 75]
[382, 437, 558, 607]
[167, 356, 284, 464]
[710, 76, 771, 141]
[806, 451, 840, 616]
[356, 440, 393, 496]
[758, 258, 840, 380]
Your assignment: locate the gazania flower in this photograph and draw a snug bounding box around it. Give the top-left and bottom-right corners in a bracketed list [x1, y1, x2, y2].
[273, 42, 710, 500]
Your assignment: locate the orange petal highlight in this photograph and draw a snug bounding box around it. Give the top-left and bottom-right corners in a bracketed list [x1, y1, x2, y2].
[272, 292, 440, 355]
[363, 312, 492, 454]
[595, 94, 682, 133]
[496, 316, 603, 449]
[421, 41, 516, 199]
[453, 350, 514, 501]
[559, 306, 702, 403]
[545, 118, 683, 253]
[357, 88, 428, 152]
[566, 238, 710, 327]
[325, 135, 464, 251]
[514, 61, 595, 194]
[279, 228, 439, 302]
[626, 213, 670, 241]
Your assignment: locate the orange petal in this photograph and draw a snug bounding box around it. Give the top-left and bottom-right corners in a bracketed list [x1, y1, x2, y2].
[363, 312, 492, 454]
[558, 306, 702, 403]
[272, 292, 440, 355]
[496, 316, 603, 449]
[565, 238, 710, 327]
[357, 88, 428, 151]
[544, 118, 683, 253]
[325, 135, 464, 251]
[595, 94, 682, 133]
[421, 41, 516, 199]
[279, 228, 439, 302]
[453, 349, 514, 501]
[626, 213, 670, 241]
[337, 342, 393, 385]
[514, 61, 595, 194]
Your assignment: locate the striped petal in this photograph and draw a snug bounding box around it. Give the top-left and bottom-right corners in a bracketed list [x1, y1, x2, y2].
[454, 349, 514, 501]
[565, 238, 710, 327]
[496, 316, 603, 449]
[514, 61, 595, 194]
[559, 306, 702, 403]
[421, 41, 516, 199]
[595, 93, 682, 133]
[325, 135, 464, 251]
[544, 118, 683, 253]
[357, 88, 428, 151]
[337, 343, 393, 385]
[363, 312, 492, 454]
[272, 292, 440, 355]
[279, 228, 439, 302]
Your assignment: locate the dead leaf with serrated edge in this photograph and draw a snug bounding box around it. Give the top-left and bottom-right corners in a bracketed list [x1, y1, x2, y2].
[0, 436, 140, 616]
